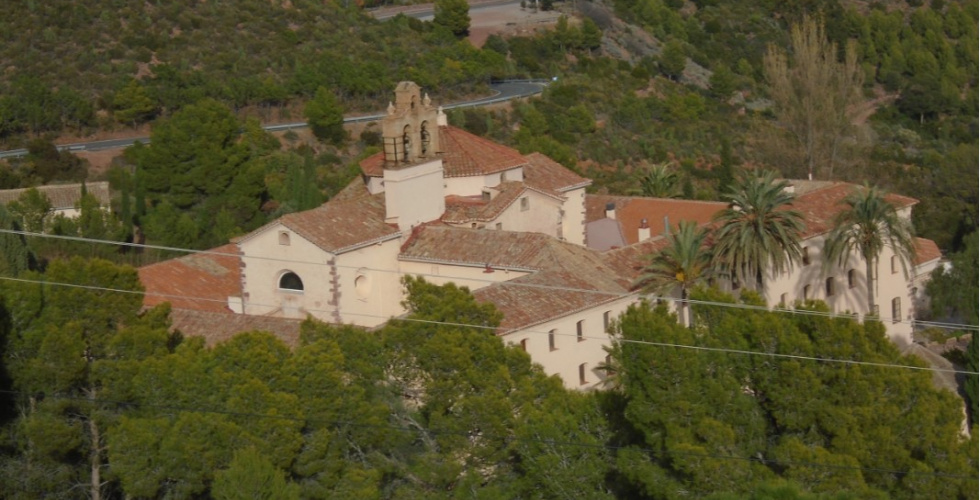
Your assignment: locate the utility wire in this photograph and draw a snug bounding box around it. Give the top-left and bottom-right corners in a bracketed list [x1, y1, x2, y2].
[0, 275, 975, 376]
[0, 389, 973, 481]
[1, 228, 976, 332]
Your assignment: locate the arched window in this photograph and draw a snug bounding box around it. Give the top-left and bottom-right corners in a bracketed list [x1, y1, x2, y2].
[279, 272, 304, 291]
[420, 121, 430, 155]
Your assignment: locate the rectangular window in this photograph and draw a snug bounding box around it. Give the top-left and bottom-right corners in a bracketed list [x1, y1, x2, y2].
[779, 293, 788, 306]
[520, 339, 528, 352]
[603, 311, 611, 332]
[579, 363, 588, 385]
[802, 246, 811, 266]
[847, 269, 856, 288]
[520, 197, 529, 211]
[892, 297, 901, 324]
[549, 329, 557, 351]
[577, 320, 585, 342]
[825, 277, 835, 297]
[495, 222, 503, 230]
[891, 255, 899, 274]
[803, 284, 811, 300]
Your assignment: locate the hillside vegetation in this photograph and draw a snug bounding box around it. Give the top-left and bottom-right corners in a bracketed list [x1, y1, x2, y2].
[1, 0, 974, 252]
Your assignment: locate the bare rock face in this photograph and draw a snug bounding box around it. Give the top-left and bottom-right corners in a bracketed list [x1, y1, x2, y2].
[577, 0, 710, 89]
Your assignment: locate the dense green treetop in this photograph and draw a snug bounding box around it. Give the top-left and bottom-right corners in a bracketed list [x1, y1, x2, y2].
[0, 269, 973, 498]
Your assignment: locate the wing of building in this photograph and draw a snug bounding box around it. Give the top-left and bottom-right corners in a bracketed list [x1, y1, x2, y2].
[139, 82, 940, 389]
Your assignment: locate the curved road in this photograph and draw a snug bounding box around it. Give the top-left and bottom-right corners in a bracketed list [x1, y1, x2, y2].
[0, 80, 547, 159]
[370, 0, 522, 21]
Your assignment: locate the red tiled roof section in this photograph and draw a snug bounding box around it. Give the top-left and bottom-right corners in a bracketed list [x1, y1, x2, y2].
[277, 193, 401, 253]
[359, 152, 385, 177]
[523, 152, 591, 193]
[791, 182, 918, 238]
[401, 226, 626, 278]
[138, 243, 242, 313]
[359, 126, 527, 178]
[600, 236, 671, 285]
[442, 182, 562, 224]
[586, 195, 726, 245]
[474, 269, 628, 333]
[167, 309, 303, 348]
[443, 182, 525, 224]
[439, 126, 528, 177]
[914, 237, 941, 266]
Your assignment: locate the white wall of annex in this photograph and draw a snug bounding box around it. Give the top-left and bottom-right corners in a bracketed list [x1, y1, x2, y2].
[560, 187, 587, 245]
[502, 295, 638, 390]
[493, 191, 562, 236]
[761, 233, 913, 344]
[444, 176, 486, 197]
[335, 239, 406, 327]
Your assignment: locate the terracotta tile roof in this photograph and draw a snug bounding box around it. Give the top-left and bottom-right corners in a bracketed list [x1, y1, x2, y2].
[474, 269, 630, 333]
[400, 226, 622, 276]
[523, 152, 591, 193]
[586, 195, 727, 245]
[0, 181, 111, 210]
[167, 309, 303, 348]
[442, 182, 562, 224]
[360, 126, 528, 178]
[138, 243, 242, 313]
[399, 226, 633, 332]
[914, 237, 941, 266]
[241, 192, 401, 254]
[600, 236, 671, 285]
[790, 182, 918, 239]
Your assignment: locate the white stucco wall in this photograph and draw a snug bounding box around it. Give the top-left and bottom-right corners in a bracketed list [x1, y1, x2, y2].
[239, 225, 404, 328]
[445, 176, 487, 197]
[444, 167, 524, 197]
[384, 159, 445, 231]
[492, 191, 563, 236]
[761, 234, 914, 344]
[560, 187, 587, 245]
[502, 295, 638, 390]
[335, 240, 407, 326]
[240, 224, 338, 321]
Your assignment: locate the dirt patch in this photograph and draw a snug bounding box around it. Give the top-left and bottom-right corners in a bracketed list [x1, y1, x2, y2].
[466, 5, 562, 47]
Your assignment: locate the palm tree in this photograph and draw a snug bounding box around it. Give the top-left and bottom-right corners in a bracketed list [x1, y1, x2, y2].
[823, 185, 916, 317]
[633, 162, 681, 198]
[634, 221, 713, 327]
[712, 171, 806, 292]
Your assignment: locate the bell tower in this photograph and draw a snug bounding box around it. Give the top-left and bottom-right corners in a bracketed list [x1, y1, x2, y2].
[380, 82, 446, 231]
[381, 82, 443, 166]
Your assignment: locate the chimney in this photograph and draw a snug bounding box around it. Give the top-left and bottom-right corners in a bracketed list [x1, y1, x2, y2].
[605, 202, 616, 220]
[638, 218, 651, 241]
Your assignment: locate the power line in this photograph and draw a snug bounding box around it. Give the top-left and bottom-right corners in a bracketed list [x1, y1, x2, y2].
[1, 389, 973, 482]
[0, 275, 974, 376]
[1, 228, 976, 332]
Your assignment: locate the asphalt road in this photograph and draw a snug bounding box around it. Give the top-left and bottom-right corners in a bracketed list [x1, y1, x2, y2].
[0, 80, 547, 160]
[370, 0, 521, 21]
